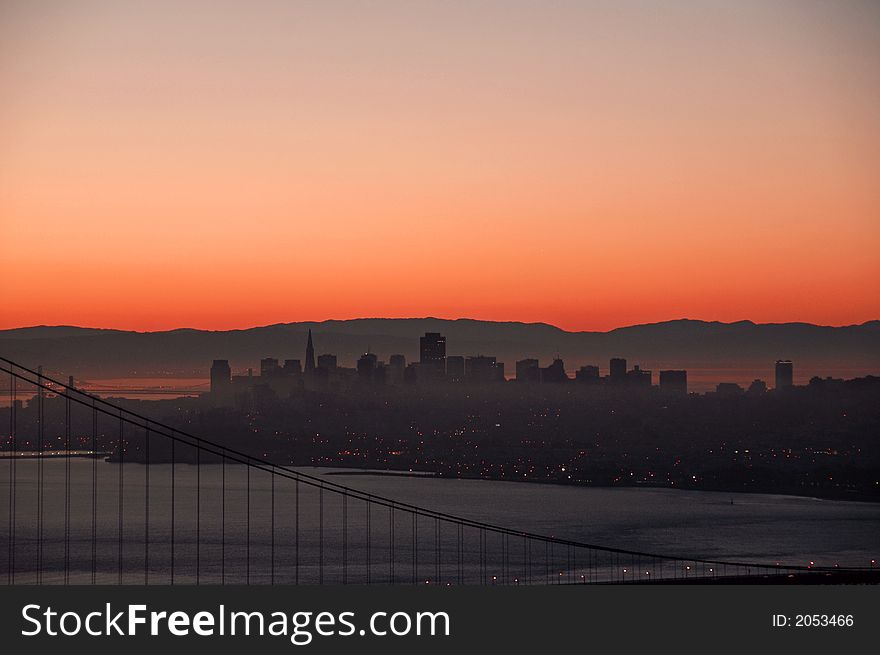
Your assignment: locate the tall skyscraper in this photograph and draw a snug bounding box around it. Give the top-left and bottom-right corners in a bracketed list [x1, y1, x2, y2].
[626, 365, 652, 387]
[317, 353, 337, 371]
[659, 370, 687, 395]
[305, 329, 316, 374]
[775, 360, 793, 389]
[419, 332, 446, 380]
[357, 352, 378, 381]
[541, 358, 568, 383]
[260, 357, 280, 377]
[465, 355, 501, 383]
[388, 354, 406, 384]
[210, 359, 231, 395]
[516, 358, 539, 382]
[576, 365, 600, 383]
[609, 357, 627, 382]
[446, 355, 465, 382]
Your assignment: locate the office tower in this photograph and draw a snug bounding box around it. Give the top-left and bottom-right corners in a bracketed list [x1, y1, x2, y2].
[609, 357, 627, 382]
[388, 354, 406, 384]
[775, 360, 793, 389]
[260, 357, 280, 377]
[446, 355, 465, 382]
[283, 359, 302, 375]
[659, 370, 687, 395]
[317, 354, 337, 371]
[357, 352, 378, 381]
[516, 359, 540, 383]
[627, 365, 652, 387]
[576, 365, 600, 383]
[541, 358, 567, 383]
[210, 359, 231, 395]
[465, 355, 500, 384]
[305, 329, 316, 374]
[419, 332, 446, 380]
[747, 379, 768, 395]
[715, 382, 744, 396]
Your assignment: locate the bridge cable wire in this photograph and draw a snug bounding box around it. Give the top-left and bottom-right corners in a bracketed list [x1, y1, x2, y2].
[0, 358, 867, 584]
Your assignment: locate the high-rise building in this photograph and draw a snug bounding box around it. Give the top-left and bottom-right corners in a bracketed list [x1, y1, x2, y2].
[357, 352, 378, 381]
[541, 358, 568, 383]
[465, 355, 501, 383]
[747, 379, 768, 395]
[305, 329, 316, 375]
[446, 355, 465, 382]
[210, 359, 231, 395]
[283, 359, 302, 375]
[419, 332, 446, 380]
[775, 360, 793, 389]
[627, 365, 652, 387]
[516, 359, 540, 382]
[576, 365, 600, 383]
[260, 357, 280, 377]
[659, 370, 687, 395]
[716, 382, 744, 396]
[388, 354, 406, 385]
[609, 357, 627, 382]
[317, 354, 337, 371]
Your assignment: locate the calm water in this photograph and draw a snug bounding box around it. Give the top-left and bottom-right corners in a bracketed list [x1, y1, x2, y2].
[0, 459, 877, 584]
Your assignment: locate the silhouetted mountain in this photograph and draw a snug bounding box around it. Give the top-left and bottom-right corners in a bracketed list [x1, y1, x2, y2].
[1, 318, 878, 382]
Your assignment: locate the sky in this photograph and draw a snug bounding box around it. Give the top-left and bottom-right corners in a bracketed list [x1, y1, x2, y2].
[1, 0, 878, 332]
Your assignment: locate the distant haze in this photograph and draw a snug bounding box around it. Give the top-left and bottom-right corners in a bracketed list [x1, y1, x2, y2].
[1, 318, 877, 391]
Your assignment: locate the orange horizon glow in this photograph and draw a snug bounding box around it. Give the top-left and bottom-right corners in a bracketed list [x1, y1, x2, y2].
[2, 1, 879, 333]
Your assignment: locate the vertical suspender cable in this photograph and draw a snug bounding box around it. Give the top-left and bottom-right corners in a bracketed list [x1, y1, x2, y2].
[64, 387, 70, 584]
[170, 431, 175, 585]
[117, 410, 124, 585]
[144, 422, 150, 585]
[91, 401, 97, 584]
[37, 367, 43, 585]
[7, 370, 14, 585]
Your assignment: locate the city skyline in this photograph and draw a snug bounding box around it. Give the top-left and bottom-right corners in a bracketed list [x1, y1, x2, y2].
[208, 328, 813, 401]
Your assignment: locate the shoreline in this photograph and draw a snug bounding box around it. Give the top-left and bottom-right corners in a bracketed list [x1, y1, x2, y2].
[314, 465, 880, 504]
[15, 454, 878, 504]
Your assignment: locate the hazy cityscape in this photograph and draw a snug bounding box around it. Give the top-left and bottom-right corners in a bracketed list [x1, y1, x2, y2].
[4, 328, 878, 502]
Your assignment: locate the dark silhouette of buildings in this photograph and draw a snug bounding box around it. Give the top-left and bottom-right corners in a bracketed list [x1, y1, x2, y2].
[210, 359, 231, 404]
[388, 354, 406, 384]
[466, 355, 503, 383]
[516, 359, 540, 383]
[357, 352, 378, 381]
[716, 382, 744, 396]
[260, 357, 280, 377]
[748, 379, 768, 395]
[576, 365, 600, 383]
[609, 357, 627, 383]
[542, 358, 568, 383]
[659, 370, 687, 395]
[204, 332, 808, 419]
[776, 360, 793, 389]
[626, 365, 652, 387]
[305, 329, 316, 374]
[446, 355, 465, 382]
[419, 332, 447, 380]
[317, 353, 337, 371]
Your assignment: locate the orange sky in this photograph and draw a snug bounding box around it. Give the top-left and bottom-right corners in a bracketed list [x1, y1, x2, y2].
[1, 1, 878, 332]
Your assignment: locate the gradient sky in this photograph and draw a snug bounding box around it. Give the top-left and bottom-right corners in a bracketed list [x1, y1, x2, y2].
[1, 0, 878, 332]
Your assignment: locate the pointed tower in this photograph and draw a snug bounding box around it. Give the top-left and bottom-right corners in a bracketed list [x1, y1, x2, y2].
[305, 328, 316, 374]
